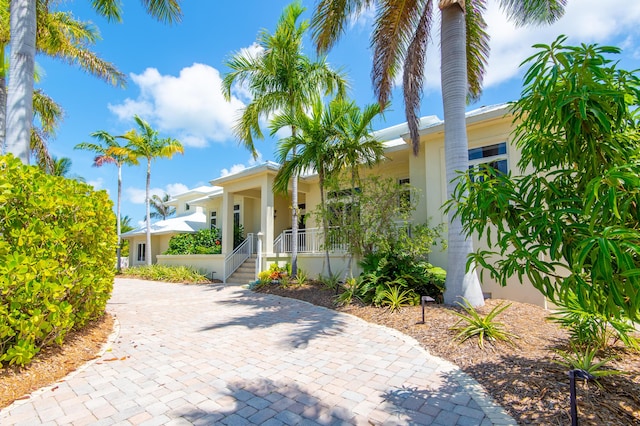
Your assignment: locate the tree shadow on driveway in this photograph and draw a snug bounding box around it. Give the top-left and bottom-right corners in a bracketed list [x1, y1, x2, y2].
[197, 289, 347, 350]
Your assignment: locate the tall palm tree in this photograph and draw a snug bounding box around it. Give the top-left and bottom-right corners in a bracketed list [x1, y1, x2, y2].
[1, 0, 126, 153]
[311, 0, 566, 306]
[221, 0, 347, 277]
[75, 130, 138, 272]
[150, 193, 176, 220]
[272, 97, 384, 277]
[5, 0, 180, 163]
[118, 115, 183, 266]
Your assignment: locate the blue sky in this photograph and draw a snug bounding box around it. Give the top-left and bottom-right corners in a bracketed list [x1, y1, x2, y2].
[33, 0, 640, 225]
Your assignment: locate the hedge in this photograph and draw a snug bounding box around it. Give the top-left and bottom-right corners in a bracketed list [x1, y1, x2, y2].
[0, 155, 117, 365]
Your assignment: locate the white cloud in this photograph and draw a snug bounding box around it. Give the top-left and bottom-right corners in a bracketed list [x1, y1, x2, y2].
[480, 0, 640, 88]
[165, 183, 189, 196]
[220, 164, 248, 177]
[108, 63, 246, 148]
[125, 182, 187, 204]
[86, 177, 104, 191]
[410, 1, 640, 92]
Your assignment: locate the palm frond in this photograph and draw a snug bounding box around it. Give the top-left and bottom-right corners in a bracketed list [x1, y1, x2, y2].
[402, 0, 434, 155]
[466, 0, 489, 101]
[498, 0, 566, 26]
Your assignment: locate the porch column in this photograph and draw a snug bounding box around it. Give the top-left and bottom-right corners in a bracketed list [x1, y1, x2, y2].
[222, 190, 234, 255]
[261, 175, 275, 255]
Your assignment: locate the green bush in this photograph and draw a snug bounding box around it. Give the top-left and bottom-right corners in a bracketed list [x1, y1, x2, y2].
[124, 265, 209, 283]
[0, 154, 116, 366]
[358, 251, 446, 306]
[164, 228, 222, 255]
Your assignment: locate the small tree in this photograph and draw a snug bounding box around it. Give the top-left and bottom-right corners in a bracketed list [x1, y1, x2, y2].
[448, 37, 640, 342]
[150, 193, 175, 220]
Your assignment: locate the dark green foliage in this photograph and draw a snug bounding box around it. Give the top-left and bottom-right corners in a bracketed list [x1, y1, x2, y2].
[165, 228, 222, 255]
[0, 154, 116, 366]
[448, 37, 640, 342]
[234, 224, 244, 249]
[358, 251, 446, 306]
[124, 265, 209, 283]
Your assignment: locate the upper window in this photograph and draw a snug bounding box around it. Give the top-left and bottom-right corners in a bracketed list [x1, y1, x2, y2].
[468, 142, 508, 177]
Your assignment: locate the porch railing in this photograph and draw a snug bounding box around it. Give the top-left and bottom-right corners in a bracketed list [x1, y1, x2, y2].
[224, 233, 255, 282]
[273, 227, 347, 254]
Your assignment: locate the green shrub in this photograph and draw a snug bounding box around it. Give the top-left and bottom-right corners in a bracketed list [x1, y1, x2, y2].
[450, 299, 519, 349]
[554, 345, 625, 388]
[165, 228, 222, 255]
[358, 252, 445, 305]
[0, 154, 116, 366]
[125, 265, 209, 283]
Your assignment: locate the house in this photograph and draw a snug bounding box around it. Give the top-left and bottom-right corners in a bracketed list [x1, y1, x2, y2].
[122, 103, 547, 307]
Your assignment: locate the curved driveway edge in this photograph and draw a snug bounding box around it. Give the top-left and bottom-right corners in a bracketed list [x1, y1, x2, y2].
[1, 278, 516, 425]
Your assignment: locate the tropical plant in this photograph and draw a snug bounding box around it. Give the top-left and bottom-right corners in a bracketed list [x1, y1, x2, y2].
[294, 268, 308, 286]
[450, 299, 518, 349]
[273, 97, 383, 277]
[554, 345, 625, 387]
[76, 130, 138, 272]
[119, 215, 134, 258]
[150, 193, 176, 220]
[548, 292, 639, 352]
[3, 0, 127, 157]
[379, 284, 415, 312]
[5, 0, 180, 163]
[221, 0, 347, 278]
[335, 276, 361, 306]
[116, 115, 184, 265]
[311, 0, 566, 307]
[448, 38, 640, 334]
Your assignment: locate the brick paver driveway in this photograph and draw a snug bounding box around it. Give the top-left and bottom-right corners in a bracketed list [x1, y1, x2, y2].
[1, 278, 515, 425]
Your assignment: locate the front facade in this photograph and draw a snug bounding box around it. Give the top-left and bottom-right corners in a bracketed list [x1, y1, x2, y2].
[122, 103, 546, 306]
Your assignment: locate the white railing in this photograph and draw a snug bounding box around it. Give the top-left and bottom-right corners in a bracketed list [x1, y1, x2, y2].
[274, 228, 347, 254]
[224, 233, 255, 282]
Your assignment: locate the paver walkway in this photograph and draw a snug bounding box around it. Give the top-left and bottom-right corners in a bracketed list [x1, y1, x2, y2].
[1, 278, 516, 425]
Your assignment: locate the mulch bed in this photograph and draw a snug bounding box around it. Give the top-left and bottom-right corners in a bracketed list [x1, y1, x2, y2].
[257, 282, 640, 425]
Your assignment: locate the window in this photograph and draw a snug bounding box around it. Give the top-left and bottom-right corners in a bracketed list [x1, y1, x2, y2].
[210, 211, 217, 229]
[468, 142, 508, 178]
[398, 178, 411, 210]
[185, 203, 190, 211]
[327, 188, 360, 228]
[233, 204, 240, 228]
[136, 243, 146, 262]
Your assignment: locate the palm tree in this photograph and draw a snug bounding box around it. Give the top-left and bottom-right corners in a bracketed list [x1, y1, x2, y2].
[49, 155, 71, 176]
[5, 0, 180, 163]
[311, 0, 566, 306]
[272, 97, 384, 277]
[150, 193, 176, 220]
[1, 0, 126, 154]
[75, 130, 138, 272]
[118, 115, 183, 266]
[221, 0, 347, 277]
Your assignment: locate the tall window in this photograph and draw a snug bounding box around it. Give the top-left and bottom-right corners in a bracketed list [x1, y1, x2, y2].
[468, 142, 508, 177]
[398, 178, 411, 210]
[137, 243, 146, 262]
[185, 203, 190, 211]
[233, 204, 240, 228]
[210, 211, 217, 229]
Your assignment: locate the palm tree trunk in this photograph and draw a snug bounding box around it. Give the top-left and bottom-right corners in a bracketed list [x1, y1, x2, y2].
[145, 158, 152, 266]
[319, 172, 333, 278]
[6, 0, 36, 164]
[441, 2, 484, 307]
[116, 163, 123, 272]
[290, 136, 298, 278]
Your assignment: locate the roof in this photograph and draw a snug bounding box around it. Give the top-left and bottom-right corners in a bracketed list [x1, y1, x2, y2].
[168, 186, 222, 204]
[121, 211, 208, 238]
[209, 161, 281, 186]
